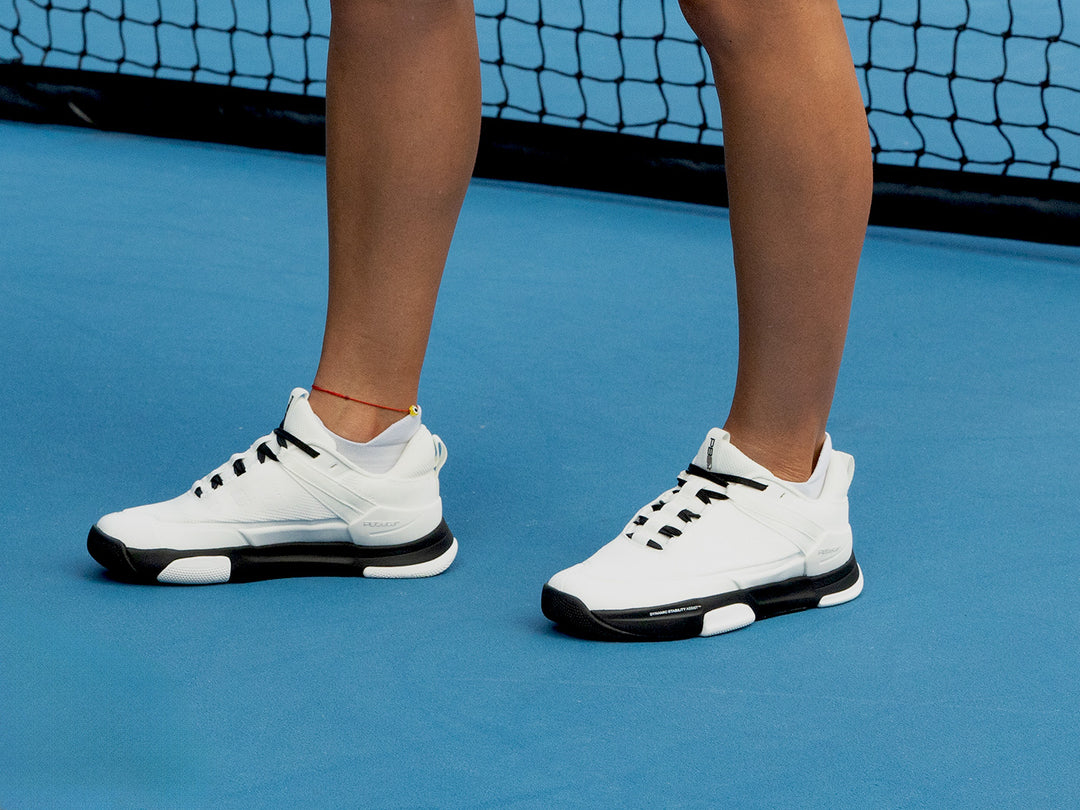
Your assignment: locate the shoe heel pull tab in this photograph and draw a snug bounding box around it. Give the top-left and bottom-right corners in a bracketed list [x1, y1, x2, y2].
[822, 451, 855, 496]
[431, 434, 448, 472]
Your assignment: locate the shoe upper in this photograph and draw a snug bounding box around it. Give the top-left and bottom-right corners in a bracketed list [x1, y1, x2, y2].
[545, 428, 854, 611]
[95, 389, 447, 551]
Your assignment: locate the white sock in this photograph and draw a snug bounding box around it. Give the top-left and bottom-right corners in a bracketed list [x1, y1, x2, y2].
[327, 414, 421, 474]
[785, 433, 832, 499]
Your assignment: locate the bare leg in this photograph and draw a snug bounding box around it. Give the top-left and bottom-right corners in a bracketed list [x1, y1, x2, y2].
[313, 0, 481, 441]
[680, 0, 873, 481]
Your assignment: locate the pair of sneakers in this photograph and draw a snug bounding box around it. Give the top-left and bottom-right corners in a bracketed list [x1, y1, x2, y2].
[89, 389, 863, 640]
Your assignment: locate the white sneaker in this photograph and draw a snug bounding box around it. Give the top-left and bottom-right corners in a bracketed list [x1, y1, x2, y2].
[88, 389, 457, 584]
[541, 429, 863, 640]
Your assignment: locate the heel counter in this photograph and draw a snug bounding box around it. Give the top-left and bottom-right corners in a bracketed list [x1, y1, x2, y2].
[821, 450, 854, 498]
[394, 425, 447, 480]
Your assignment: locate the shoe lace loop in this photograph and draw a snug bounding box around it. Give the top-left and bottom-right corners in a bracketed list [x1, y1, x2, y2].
[194, 426, 319, 498]
[625, 463, 768, 550]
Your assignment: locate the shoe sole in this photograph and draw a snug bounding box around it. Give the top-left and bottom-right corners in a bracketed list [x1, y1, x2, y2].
[87, 520, 457, 585]
[541, 554, 863, 641]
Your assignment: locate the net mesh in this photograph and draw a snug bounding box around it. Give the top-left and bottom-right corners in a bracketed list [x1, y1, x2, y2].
[2, 0, 1078, 183]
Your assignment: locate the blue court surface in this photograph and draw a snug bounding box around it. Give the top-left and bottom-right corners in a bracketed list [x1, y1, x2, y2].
[2, 120, 1079, 808]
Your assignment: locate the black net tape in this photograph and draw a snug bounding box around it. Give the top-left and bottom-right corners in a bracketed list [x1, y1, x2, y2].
[2, 0, 1078, 182]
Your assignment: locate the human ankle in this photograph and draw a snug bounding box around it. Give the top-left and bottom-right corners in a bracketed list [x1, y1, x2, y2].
[721, 425, 825, 483]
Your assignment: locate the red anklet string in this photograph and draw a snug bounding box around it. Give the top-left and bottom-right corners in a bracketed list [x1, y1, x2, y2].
[311, 384, 419, 416]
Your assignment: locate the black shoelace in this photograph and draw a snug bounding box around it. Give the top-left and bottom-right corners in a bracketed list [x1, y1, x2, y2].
[194, 427, 319, 498]
[627, 464, 768, 550]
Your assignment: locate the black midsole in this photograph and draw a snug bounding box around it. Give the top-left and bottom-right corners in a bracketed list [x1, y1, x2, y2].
[542, 554, 861, 641]
[87, 520, 455, 583]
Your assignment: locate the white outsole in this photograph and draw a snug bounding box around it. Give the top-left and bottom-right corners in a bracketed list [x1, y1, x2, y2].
[817, 565, 864, 608]
[365, 538, 459, 579]
[157, 556, 232, 585]
[697, 563, 864, 637]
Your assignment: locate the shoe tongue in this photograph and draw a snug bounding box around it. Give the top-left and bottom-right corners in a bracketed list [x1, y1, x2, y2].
[281, 388, 334, 445]
[691, 428, 771, 480]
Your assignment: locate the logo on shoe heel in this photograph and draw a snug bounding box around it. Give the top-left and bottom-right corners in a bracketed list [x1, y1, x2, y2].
[706, 438, 715, 470]
[818, 546, 841, 557]
[363, 521, 400, 528]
